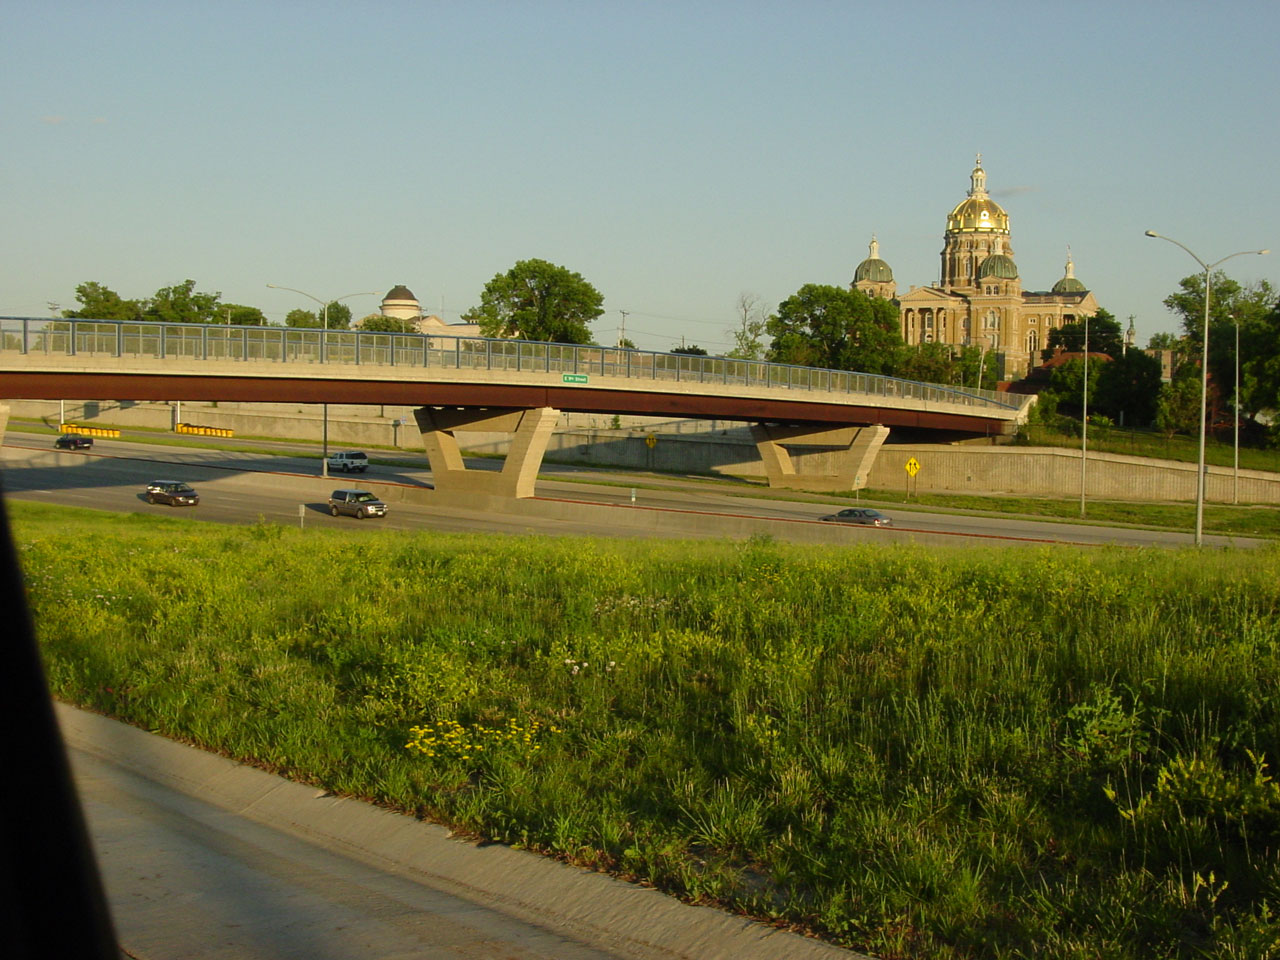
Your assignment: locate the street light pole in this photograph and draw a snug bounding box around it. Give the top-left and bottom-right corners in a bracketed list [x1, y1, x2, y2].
[1143, 232, 1268, 545]
[1234, 315, 1240, 505]
[266, 285, 380, 478]
[1080, 313, 1089, 518]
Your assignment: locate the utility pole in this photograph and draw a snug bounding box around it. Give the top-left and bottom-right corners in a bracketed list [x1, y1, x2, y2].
[1080, 313, 1089, 518]
[618, 310, 629, 347]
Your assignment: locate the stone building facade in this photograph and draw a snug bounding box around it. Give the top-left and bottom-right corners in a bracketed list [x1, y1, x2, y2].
[853, 156, 1098, 380]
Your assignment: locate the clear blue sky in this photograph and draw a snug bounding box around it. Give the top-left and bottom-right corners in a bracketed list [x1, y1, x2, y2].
[2, 0, 1276, 354]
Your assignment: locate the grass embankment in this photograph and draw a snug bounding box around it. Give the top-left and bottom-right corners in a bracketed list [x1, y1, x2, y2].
[1018, 423, 1280, 474]
[15, 505, 1280, 959]
[841, 488, 1280, 539]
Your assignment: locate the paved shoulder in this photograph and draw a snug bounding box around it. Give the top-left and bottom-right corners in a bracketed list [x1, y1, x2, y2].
[56, 703, 861, 960]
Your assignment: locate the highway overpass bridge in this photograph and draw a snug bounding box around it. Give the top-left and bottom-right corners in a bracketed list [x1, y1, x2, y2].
[0, 317, 1033, 498]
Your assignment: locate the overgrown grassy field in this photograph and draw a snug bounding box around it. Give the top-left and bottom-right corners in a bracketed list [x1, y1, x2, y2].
[14, 504, 1280, 959]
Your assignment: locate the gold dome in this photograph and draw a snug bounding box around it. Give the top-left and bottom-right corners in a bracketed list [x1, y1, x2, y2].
[947, 196, 1009, 233]
[946, 155, 1009, 234]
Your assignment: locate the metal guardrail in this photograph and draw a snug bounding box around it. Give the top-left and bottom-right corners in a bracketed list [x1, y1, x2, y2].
[0, 317, 1021, 412]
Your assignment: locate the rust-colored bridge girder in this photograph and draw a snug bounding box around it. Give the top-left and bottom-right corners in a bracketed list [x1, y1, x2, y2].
[0, 371, 1012, 435]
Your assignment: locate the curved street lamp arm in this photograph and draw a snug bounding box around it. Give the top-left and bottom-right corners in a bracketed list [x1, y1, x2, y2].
[265, 283, 325, 308]
[1144, 231, 1268, 271]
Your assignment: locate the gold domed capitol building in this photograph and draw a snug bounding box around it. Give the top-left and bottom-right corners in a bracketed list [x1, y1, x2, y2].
[854, 156, 1098, 379]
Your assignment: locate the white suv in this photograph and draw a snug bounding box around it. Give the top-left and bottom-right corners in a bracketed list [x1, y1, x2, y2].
[327, 451, 369, 473]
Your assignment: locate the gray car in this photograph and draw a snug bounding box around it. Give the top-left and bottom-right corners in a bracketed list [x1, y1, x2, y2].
[328, 489, 387, 519]
[146, 481, 200, 506]
[819, 507, 892, 527]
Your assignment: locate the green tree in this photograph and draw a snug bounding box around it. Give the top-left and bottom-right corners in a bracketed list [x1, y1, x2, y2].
[1093, 349, 1163, 426]
[1164, 273, 1278, 417]
[1147, 331, 1181, 350]
[765, 284, 901, 374]
[894, 341, 958, 385]
[62, 282, 144, 321]
[359, 315, 419, 333]
[726, 292, 767, 360]
[220, 304, 267, 326]
[463, 258, 604, 343]
[1163, 272, 1275, 342]
[617, 337, 637, 350]
[953, 344, 998, 391]
[1155, 375, 1202, 438]
[144, 279, 221, 324]
[320, 302, 352, 330]
[1048, 357, 1105, 418]
[1042, 308, 1124, 360]
[285, 308, 319, 328]
[671, 344, 708, 356]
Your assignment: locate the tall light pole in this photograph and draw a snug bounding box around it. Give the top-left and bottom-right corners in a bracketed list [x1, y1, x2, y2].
[975, 333, 997, 392]
[1143, 232, 1268, 545]
[266, 285, 380, 477]
[1080, 313, 1089, 519]
[1233, 315, 1240, 505]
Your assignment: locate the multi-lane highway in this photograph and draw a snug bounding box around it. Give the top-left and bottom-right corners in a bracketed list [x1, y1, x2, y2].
[0, 427, 1259, 548]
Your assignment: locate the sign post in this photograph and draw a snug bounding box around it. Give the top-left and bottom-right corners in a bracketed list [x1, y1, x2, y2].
[904, 457, 920, 501]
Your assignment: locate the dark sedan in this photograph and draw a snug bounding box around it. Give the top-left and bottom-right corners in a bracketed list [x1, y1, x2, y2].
[145, 481, 200, 507]
[820, 507, 892, 527]
[54, 434, 93, 450]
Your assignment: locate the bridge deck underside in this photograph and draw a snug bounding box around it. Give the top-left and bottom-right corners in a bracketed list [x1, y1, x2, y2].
[1, 372, 1011, 435]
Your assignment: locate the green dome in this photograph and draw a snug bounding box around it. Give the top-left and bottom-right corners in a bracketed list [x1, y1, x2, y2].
[853, 235, 894, 284]
[855, 258, 894, 283]
[1052, 253, 1086, 293]
[977, 254, 1019, 279]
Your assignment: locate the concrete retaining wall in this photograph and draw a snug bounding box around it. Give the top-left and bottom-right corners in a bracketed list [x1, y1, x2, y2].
[10, 398, 1280, 505]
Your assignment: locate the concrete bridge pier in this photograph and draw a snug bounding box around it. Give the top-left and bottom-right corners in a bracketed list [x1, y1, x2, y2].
[750, 423, 890, 492]
[413, 406, 559, 499]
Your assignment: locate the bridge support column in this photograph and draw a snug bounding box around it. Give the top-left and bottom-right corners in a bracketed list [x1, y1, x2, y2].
[0, 402, 9, 449]
[413, 406, 559, 499]
[750, 423, 889, 492]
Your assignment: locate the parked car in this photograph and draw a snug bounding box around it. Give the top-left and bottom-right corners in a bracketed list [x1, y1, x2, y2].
[145, 481, 200, 507]
[327, 451, 369, 473]
[54, 434, 93, 450]
[820, 507, 892, 527]
[328, 489, 387, 519]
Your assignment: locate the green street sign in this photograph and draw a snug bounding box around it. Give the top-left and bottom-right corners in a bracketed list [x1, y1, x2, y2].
[562, 373, 589, 384]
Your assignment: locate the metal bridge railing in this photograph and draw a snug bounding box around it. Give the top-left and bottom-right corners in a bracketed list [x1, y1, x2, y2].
[0, 316, 1021, 412]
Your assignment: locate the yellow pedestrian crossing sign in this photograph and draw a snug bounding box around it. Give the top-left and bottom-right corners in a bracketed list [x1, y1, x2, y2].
[905, 457, 920, 477]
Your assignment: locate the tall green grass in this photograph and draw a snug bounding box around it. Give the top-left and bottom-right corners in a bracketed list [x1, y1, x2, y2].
[14, 503, 1280, 959]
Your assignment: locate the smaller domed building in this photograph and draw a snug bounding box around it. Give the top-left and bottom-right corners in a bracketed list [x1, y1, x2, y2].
[853, 236, 895, 300]
[853, 156, 1098, 380]
[364, 284, 482, 338]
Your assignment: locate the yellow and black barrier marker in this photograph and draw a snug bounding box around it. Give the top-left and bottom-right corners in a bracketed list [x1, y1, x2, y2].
[59, 423, 121, 438]
[175, 422, 234, 438]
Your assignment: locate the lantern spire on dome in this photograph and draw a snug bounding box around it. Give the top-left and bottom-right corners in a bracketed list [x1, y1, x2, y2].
[969, 153, 987, 198]
[1051, 245, 1088, 294]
